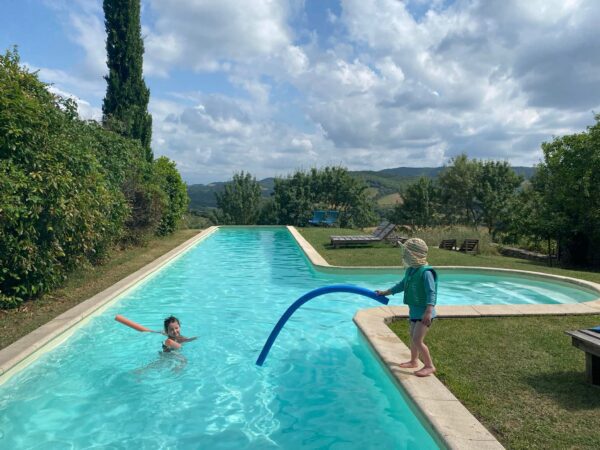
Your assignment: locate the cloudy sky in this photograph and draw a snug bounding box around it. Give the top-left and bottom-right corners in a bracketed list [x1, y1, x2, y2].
[2, 0, 600, 184]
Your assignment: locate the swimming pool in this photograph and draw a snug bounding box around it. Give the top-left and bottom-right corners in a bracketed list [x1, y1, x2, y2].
[0, 228, 596, 448]
[0, 228, 441, 449]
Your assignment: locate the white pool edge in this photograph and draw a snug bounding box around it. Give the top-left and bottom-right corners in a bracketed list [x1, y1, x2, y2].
[0, 227, 218, 384]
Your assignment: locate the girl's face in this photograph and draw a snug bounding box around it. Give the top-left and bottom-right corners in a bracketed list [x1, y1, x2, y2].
[167, 321, 181, 337]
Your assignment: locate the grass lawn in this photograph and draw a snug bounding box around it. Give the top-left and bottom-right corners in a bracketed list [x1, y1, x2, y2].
[298, 227, 600, 284]
[0, 229, 201, 351]
[389, 316, 600, 449]
[300, 226, 600, 449]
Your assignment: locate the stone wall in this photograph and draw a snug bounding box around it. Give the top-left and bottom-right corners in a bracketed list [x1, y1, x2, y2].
[499, 246, 556, 264]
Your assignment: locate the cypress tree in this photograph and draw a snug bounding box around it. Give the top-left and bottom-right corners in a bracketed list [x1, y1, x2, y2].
[102, 0, 153, 161]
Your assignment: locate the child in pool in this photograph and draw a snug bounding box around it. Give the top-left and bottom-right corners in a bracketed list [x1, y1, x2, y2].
[375, 238, 437, 377]
[162, 316, 197, 352]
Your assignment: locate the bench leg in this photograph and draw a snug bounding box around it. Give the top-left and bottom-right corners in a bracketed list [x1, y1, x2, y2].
[585, 353, 600, 385]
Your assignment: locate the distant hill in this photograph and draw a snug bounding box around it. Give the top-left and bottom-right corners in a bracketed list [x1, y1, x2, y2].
[187, 166, 536, 210]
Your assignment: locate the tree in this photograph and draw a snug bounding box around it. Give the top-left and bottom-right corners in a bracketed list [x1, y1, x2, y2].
[391, 177, 440, 229]
[273, 171, 316, 226]
[476, 160, 522, 238]
[315, 166, 375, 227]
[437, 154, 482, 225]
[504, 181, 562, 255]
[272, 167, 375, 227]
[531, 119, 600, 265]
[215, 171, 261, 225]
[102, 0, 152, 161]
[154, 157, 189, 235]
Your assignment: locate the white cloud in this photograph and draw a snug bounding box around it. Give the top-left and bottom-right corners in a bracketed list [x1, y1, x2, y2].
[68, 10, 106, 78]
[23, 0, 600, 183]
[46, 85, 102, 121]
[145, 0, 293, 72]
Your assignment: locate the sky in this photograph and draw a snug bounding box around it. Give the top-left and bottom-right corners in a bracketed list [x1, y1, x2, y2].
[2, 0, 600, 184]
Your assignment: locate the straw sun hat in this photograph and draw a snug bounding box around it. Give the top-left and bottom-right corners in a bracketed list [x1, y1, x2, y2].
[401, 238, 429, 267]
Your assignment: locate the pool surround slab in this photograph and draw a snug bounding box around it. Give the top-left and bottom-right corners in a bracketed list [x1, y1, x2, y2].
[289, 225, 600, 450]
[0, 227, 218, 381]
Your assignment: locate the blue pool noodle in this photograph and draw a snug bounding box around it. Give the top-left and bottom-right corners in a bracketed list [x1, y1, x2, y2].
[256, 284, 390, 366]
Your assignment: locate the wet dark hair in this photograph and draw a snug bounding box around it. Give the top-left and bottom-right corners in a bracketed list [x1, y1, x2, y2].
[164, 316, 180, 333]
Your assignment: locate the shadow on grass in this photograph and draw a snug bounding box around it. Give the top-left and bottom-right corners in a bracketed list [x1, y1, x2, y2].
[523, 370, 600, 411]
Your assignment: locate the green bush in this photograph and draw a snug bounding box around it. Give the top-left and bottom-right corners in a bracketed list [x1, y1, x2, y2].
[78, 119, 164, 245]
[0, 48, 189, 307]
[0, 49, 128, 307]
[154, 156, 188, 235]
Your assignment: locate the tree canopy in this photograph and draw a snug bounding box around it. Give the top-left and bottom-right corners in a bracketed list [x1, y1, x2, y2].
[215, 171, 262, 225]
[102, 0, 152, 161]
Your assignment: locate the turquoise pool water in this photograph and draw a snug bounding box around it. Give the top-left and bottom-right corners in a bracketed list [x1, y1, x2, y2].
[0, 228, 596, 448]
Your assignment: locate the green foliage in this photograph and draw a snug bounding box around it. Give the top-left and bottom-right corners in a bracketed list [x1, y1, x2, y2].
[154, 157, 189, 235]
[183, 211, 214, 229]
[390, 177, 440, 228]
[0, 49, 128, 307]
[74, 118, 166, 245]
[273, 170, 316, 226]
[102, 0, 152, 161]
[0, 48, 185, 307]
[317, 166, 376, 227]
[257, 198, 278, 225]
[476, 160, 523, 237]
[273, 166, 375, 227]
[392, 157, 522, 238]
[215, 171, 261, 225]
[437, 154, 482, 225]
[524, 119, 600, 266]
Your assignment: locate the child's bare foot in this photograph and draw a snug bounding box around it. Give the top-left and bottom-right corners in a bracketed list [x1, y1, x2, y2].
[414, 366, 436, 377]
[398, 361, 419, 368]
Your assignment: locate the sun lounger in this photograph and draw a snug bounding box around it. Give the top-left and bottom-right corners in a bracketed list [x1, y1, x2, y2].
[458, 239, 479, 254]
[385, 234, 408, 246]
[439, 239, 456, 250]
[330, 221, 396, 248]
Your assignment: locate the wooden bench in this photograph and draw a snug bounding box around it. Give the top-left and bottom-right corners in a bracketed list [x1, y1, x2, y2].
[458, 239, 479, 254]
[439, 239, 456, 250]
[330, 222, 396, 248]
[565, 328, 600, 385]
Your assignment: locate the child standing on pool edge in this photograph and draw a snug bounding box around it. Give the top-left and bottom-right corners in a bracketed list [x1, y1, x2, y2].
[376, 238, 437, 377]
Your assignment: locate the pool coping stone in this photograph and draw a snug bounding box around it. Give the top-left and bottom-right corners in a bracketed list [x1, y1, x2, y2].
[288, 225, 600, 450]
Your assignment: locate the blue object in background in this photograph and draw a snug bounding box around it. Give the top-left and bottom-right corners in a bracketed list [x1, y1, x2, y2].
[322, 210, 340, 226]
[256, 284, 389, 366]
[308, 210, 326, 225]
